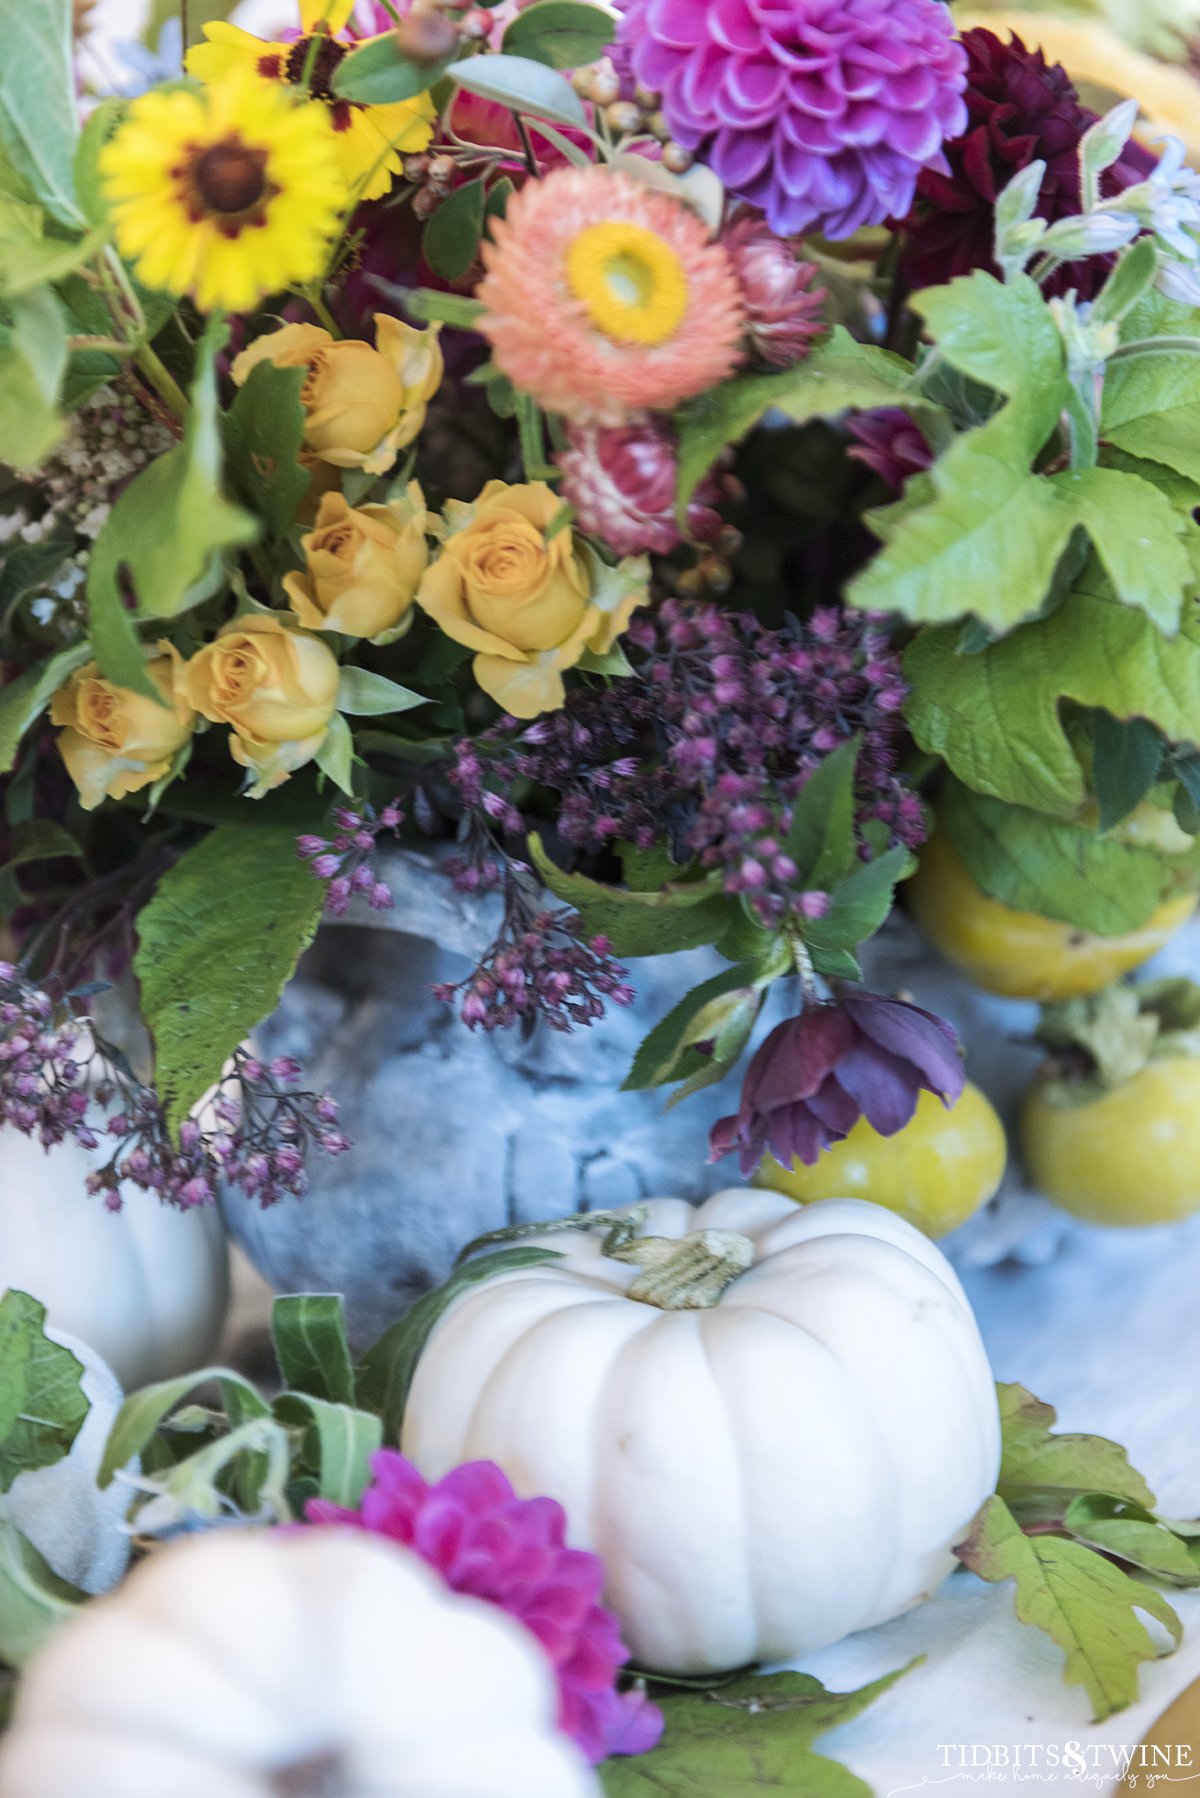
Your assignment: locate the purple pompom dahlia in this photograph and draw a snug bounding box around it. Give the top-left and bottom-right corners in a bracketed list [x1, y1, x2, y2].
[619, 0, 969, 239]
[710, 988, 965, 1176]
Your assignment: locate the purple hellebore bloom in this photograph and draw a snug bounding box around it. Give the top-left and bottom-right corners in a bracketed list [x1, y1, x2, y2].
[618, 0, 969, 240]
[710, 989, 965, 1177]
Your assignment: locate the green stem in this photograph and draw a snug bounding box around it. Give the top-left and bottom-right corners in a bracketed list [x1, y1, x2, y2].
[305, 288, 342, 337]
[134, 341, 189, 424]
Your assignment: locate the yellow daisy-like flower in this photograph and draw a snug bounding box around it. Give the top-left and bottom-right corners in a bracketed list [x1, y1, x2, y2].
[186, 0, 435, 204]
[99, 71, 345, 314]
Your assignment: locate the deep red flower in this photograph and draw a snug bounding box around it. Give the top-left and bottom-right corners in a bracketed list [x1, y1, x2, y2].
[846, 408, 935, 490]
[902, 28, 1153, 300]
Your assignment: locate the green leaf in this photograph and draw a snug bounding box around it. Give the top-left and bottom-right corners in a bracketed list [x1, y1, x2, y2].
[502, 0, 615, 69]
[598, 1662, 919, 1797]
[0, 226, 105, 299]
[355, 1247, 563, 1444]
[88, 317, 258, 698]
[803, 843, 916, 965]
[1102, 340, 1200, 486]
[0, 1290, 88, 1492]
[783, 739, 858, 890]
[622, 963, 763, 1092]
[1063, 1494, 1200, 1585]
[1090, 712, 1165, 831]
[0, 640, 91, 775]
[333, 34, 449, 104]
[72, 98, 123, 228]
[133, 822, 326, 1135]
[528, 833, 733, 957]
[0, 1520, 83, 1666]
[0, 287, 67, 470]
[423, 177, 486, 282]
[955, 1494, 1180, 1722]
[272, 1392, 380, 1506]
[912, 271, 1067, 445]
[271, 1295, 355, 1406]
[941, 779, 1185, 935]
[315, 710, 355, 796]
[336, 666, 426, 716]
[675, 327, 939, 516]
[0, 537, 73, 616]
[98, 1365, 270, 1488]
[223, 362, 309, 546]
[3, 818, 80, 868]
[996, 1383, 1156, 1513]
[904, 590, 1200, 817]
[447, 53, 587, 128]
[0, 0, 83, 229]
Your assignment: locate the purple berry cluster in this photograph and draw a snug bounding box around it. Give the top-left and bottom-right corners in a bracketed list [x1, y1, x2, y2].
[0, 962, 349, 1210]
[297, 800, 404, 916]
[454, 600, 923, 928]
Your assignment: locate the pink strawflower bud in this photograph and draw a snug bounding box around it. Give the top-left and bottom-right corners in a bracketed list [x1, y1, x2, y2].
[721, 212, 827, 368]
[557, 418, 725, 557]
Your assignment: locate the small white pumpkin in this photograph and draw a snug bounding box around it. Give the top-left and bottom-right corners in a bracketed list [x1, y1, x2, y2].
[0, 1529, 599, 1798]
[0, 1129, 229, 1390]
[402, 1191, 1002, 1674]
[3, 1328, 132, 1597]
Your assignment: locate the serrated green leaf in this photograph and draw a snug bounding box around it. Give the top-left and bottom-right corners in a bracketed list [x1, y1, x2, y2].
[0, 1290, 88, 1492]
[997, 1383, 1156, 1512]
[447, 53, 587, 129]
[271, 1295, 355, 1405]
[336, 666, 426, 716]
[599, 1662, 919, 1797]
[355, 1247, 563, 1443]
[622, 963, 761, 1092]
[528, 832, 733, 957]
[0, 0, 83, 229]
[955, 1494, 1179, 1722]
[912, 270, 1067, 444]
[88, 318, 258, 698]
[223, 361, 309, 546]
[272, 1392, 380, 1506]
[1102, 341, 1200, 485]
[784, 739, 858, 889]
[502, 0, 615, 69]
[675, 327, 940, 517]
[904, 590, 1200, 816]
[802, 843, 915, 959]
[133, 822, 325, 1134]
[98, 1365, 270, 1488]
[0, 1519, 83, 1666]
[1063, 1494, 1200, 1585]
[423, 177, 486, 281]
[942, 779, 1185, 935]
[1090, 712, 1165, 831]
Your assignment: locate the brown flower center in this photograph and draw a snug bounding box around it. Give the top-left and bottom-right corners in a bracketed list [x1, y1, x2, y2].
[192, 139, 270, 218]
[286, 32, 349, 102]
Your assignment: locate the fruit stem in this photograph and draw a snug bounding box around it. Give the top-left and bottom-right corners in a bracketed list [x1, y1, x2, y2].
[608, 1229, 755, 1309]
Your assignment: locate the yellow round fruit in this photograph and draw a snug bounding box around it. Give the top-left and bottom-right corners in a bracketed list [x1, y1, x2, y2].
[754, 1082, 1007, 1239]
[1022, 1059, 1200, 1226]
[906, 827, 1195, 1002]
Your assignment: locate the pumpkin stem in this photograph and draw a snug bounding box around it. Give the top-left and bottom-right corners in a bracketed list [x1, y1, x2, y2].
[608, 1228, 755, 1309]
[455, 1205, 649, 1266]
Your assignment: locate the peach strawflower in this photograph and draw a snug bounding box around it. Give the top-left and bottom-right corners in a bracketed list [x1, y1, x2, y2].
[476, 166, 746, 427]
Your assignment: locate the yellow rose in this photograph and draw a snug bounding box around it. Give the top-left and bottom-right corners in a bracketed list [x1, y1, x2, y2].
[282, 485, 429, 641]
[50, 644, 194, 811]
[230, 315, 443, 477]
[181, 614, 340, 797]
[416, 481, 649, 718]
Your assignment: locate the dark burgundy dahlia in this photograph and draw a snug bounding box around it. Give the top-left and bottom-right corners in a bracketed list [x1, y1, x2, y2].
[710, 989, 964, 1177]
[902, 28, 1154, 300]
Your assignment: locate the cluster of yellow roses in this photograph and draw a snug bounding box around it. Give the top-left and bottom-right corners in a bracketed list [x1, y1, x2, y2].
[49, 313, 651, 813]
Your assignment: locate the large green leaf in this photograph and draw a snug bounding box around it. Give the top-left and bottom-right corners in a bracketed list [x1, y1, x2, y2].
[0, 287, 67, 470]
[996, 1383, 1156, 1515]
[599, 1662, 918, 1797]
[942, 779, 1192, 935]
[528, 833, 734, 957]
[0, 0, 82, 228]
[223, 362, 309, 547]
[675, 327, 940, 514]
[0, 640, 92, 776]
[1102, 344, 1200, 486]
[87, 318, 258, 698]
[0, 1290, 88, 1493]
[1063, 1495, 1200, 1585]
[912, 270, 1066, 445]
[133, 823, 326, 1134]
[956, 1495, 1180, 1722]
[905, 590, 1200, 816]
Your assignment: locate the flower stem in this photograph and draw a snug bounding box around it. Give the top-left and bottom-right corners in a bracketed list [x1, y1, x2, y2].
[134, 341, 189, 425]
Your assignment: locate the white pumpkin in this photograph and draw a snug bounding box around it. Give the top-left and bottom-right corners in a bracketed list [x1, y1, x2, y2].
[0, 1129, 228, 1390]
[402, 1191, 1002, 1674]
[3, 1329, 132, 1597]
[0, 1530, 599, 1798]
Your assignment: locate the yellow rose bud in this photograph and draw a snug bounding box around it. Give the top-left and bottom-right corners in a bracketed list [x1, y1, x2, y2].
[416, 481, 648, 718]
[50, 644, 194, 811]
[181, 614, 340, 798]
[282, 485, 429, 641]
[231, 315, 443, 477]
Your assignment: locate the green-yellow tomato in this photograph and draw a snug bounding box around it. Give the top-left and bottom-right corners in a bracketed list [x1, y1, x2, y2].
[906, 828, 1195, 1003]
[1022, 1059, 1200, 1226]
[753, 1082, 1007, 1239]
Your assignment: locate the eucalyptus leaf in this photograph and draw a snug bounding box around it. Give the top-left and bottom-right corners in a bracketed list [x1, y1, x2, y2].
[502, 0, 615, 69]
[423, 177, 485, 282]
[333, 34, 450, 104]
[447, 53, 587, 129]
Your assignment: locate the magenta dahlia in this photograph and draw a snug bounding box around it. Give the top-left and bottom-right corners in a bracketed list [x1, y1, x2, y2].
[306, 1450, 663, 1764]
[618, 0, 968, 240]
[710, 989, 964, 1175]
[903, 28, 1154, 299]
[722, 212, 827, 368]
[557, 418, 724, 556]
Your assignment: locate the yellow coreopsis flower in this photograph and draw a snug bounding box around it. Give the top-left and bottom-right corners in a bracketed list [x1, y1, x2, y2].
[98, 71, 346, 315]
[186, 0, 436, 205]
